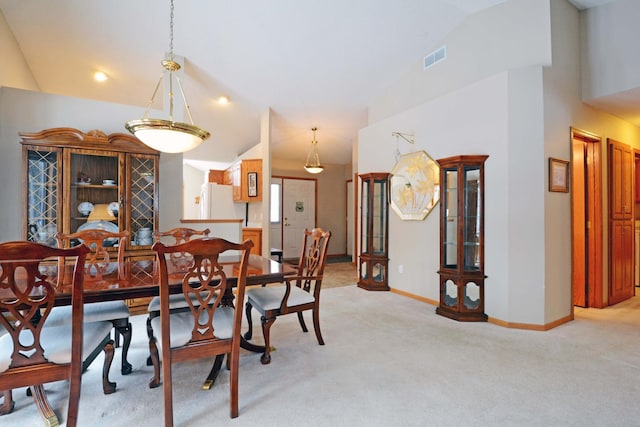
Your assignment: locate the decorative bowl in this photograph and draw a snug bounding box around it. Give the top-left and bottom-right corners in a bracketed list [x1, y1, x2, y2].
[78, 201, 94, 216]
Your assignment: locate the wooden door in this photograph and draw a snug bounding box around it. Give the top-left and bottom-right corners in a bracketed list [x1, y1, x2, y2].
[608, 138, 635, 305]
[571, 128, 603, 308]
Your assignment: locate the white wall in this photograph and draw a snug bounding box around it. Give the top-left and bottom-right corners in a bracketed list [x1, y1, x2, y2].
[369, 0, 551, 125]
[360, 73, 510, 311]
[0, 9, 38, 91]
[182, 163, 205, 219]
[580, 0, 640, 102]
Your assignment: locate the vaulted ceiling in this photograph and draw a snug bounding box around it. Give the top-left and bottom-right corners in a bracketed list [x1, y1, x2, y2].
[0, 0, 618, 171]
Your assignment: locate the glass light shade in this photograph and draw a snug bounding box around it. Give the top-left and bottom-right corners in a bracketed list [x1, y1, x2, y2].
[304, 165, 324, 174]
[125, 119, 210, 153]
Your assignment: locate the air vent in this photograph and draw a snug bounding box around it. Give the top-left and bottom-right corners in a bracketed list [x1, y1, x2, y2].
[424, 46, 446, 70]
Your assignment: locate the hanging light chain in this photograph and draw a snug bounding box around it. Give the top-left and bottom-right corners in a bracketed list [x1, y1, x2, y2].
[168, 0, 175, 59]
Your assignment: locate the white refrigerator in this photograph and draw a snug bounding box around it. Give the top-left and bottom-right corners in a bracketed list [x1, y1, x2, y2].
[199, 183, 243, 219]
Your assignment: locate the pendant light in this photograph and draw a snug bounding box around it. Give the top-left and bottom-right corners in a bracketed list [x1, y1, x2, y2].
[304, 127, 324, 174]
[125, 0, 210, 153]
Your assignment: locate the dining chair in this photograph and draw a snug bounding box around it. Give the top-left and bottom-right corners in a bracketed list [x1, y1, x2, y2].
[149, 237, 253, 423]
[145, 227, 211, 365]
[50, 229, 133, 375]
[0, 241, 115, 426]
[244, 228, 331, 364]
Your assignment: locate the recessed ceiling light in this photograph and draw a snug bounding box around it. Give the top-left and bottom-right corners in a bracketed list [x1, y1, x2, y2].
[93, 71, 109, 82]
[217, 95, 229, 105]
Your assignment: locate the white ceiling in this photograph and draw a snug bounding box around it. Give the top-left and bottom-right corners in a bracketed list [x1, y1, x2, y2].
[0, 0, 621, 171]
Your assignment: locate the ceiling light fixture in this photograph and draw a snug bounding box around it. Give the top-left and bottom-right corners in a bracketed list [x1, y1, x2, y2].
[93, 71, 109, 82]
[217, 95, 229, 105]
[304, 127, 324, 174]
[125, 0, 210, 153]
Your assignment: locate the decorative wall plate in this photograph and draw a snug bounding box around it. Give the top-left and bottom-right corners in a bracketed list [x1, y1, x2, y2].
[389, 150, 440, 220]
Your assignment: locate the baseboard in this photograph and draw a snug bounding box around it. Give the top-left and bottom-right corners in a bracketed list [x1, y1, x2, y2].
[390, 287, 574, 331]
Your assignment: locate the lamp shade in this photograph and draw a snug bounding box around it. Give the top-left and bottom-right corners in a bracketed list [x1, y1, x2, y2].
[87, 204, 117, 222]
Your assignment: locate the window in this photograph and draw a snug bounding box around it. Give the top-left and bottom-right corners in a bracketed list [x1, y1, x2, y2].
[270, 183, 281, 223]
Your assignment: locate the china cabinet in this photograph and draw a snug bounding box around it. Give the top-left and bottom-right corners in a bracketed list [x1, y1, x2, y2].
[436, 155, 488, 321]
[358, 172, 389, 291]
[21, 128, 159, 253]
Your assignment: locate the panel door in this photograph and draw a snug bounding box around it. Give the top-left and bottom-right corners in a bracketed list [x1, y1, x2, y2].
[282, 178, 316, 259]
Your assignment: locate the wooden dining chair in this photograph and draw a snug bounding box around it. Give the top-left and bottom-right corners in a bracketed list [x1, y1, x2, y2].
[244, 228, 331, 364]
[150, 237, 253, 423]
[50, 229, 133, 375]
[0, 241, 115, 426]
[145, 227, 211, 363]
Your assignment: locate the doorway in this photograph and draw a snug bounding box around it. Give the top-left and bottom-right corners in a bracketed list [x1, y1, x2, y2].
[270, 177, 317, 259]
[571, 127, 603, 308]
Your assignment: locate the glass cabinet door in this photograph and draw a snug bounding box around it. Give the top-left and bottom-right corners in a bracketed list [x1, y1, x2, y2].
[372, 177, 388, 255]
[128, 154, 158, 249]
[68, 150, 122, 235]
[443, 168, 458, 269]
[463, 166, 482, 271]
[25, 147, 61, 245]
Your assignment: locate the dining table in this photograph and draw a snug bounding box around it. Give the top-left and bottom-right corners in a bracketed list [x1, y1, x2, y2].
[5, 253, 295, 427]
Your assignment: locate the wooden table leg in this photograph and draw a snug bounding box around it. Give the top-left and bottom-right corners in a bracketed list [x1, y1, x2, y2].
[31, 385, 59, 427]
[202, 354, 225, 390]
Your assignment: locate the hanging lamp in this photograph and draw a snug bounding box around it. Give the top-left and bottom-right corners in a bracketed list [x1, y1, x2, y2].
[304, 127, 324, 174]
[125, 0, 210, 153]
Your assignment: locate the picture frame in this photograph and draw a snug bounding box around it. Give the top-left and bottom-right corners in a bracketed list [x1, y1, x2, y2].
[549, 157, 569, 193]
[248, 172, 258, 197]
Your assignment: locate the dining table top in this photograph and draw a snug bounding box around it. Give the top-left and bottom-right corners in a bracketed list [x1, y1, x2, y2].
[50, 253, 296, 306]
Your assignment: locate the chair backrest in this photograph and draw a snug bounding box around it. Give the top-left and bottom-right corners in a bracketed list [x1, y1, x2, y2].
[153, 227, 211, 272]
[153, 227, 211, 245]
[0, 241, 89, 421]
[293, 228, 332, 297]
[56, 229, 129, 281]
[153, 237, 253, 347]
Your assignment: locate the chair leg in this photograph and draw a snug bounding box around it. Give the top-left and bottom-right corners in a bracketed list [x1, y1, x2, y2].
[116, 321, 133, 375]
[312, 307, 324, 345]
[146, 315, 155, 366]
[244, 302, 254, 340]
[0, 390, 14, 415]
[102, 339, 117, 394]
[260, 315, 276, 365]
[148, 336, 161, 389]
[229, 350, 239, 419]
[297, 312, 308, 332]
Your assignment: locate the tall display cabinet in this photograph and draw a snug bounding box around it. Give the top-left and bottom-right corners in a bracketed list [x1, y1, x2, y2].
[436, 155, 488, 321]
[20, 128, 159, 254]
[358, 172, 389, 291]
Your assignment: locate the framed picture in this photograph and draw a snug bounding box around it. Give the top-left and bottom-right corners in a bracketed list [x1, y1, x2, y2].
[549, 157, 569, 193]
[248, 172, 258, 197]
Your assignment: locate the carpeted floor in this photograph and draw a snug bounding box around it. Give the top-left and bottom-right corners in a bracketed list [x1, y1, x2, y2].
[5, 286, 640, 426]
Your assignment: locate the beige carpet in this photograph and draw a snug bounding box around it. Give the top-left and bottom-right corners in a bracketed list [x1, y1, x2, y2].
[321, 261, 357, 289]
[4, 286, 640, 426]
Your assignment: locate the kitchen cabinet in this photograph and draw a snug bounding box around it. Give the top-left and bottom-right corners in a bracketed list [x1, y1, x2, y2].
[225, 159, 262, 202]
[436, 155, 488, 321]
[242, 227, 262, 255]
[21, 127, 159, 253]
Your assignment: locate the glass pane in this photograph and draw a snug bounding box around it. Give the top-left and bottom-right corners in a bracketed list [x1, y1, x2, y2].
[372, 179, 387, 254]
[70, 152, 119, 234]
[270, 183, 281, 223]
[360, 260, 368, 279]
[361, 179, 369, 254]
[130, 156, 155, 246]
[372, 262, 385, 283]
[463, 167, 481, 270]
[444, 279, 457, 307]
[463, 281, 481, 310]
[443, 169, 457, 268]
[27, 150, 58, 245]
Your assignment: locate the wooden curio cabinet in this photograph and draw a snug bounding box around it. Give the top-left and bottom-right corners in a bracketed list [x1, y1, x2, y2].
[358, 172, 389, 291]
[436, 155, 488, 321]
[21, 128, 159, 253]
